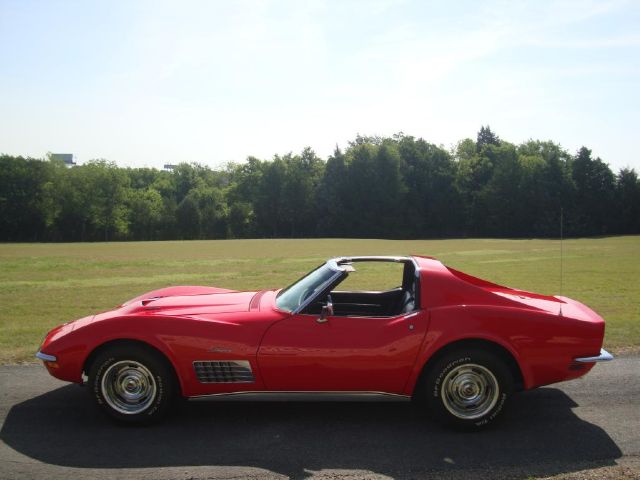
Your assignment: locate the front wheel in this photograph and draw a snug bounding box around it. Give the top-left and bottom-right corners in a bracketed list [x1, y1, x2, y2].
[423, 349, 513, 429]
[88, 346, 176, 424]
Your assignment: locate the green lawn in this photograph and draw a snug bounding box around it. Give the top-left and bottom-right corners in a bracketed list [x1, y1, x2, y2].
[1, 236, 638, 363]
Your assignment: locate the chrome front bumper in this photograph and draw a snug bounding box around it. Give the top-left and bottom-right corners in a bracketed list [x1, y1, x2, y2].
[35, 351, 57, 362]
[574, 348, 614, 363]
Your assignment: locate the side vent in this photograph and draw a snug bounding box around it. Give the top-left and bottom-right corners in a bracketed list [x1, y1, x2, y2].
[193, 360, 255, 383]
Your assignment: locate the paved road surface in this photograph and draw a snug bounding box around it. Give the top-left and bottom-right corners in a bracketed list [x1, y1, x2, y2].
[0, 356, 638, 480]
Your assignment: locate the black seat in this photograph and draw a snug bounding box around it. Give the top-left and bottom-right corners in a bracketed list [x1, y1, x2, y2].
[397, 286, 415, 314]
[399, 290, 415, 313]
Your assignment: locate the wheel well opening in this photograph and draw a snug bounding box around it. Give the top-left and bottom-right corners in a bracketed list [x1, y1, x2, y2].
[83, 339, 182, 395]
[414, 338, 525, 397]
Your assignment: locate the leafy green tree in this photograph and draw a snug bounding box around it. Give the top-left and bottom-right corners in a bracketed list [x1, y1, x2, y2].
[342, 142, 378, 236]
[255, 157, 287, 237]
[81, 160, 131, 241]
[455, 139, 495, 235]
[0, 127, 637, 242]
[614, 168, 640, 233]
[480, 142, 524, 236]
[316, 147, 349, 236]
[0, 155, 51, 241]
[476, 125, 501, 151]
[42, 159, 90, 241]
[227, 201, 254, 238]
[517, 140, 575, 236]
[128, 188, 163, 240]
[280, 148, 324, 237]
[572, 147, 615, 235]
[225, 159, 263, 238]
[190, 184, 228, 239]
[173, 163, 205, 203]
[175, 194, 201, 240]
[398, 136, 460, 237]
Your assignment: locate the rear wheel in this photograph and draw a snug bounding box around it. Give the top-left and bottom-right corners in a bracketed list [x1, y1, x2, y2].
[88, 346, 176, 424]
[423, 349, 513, 429]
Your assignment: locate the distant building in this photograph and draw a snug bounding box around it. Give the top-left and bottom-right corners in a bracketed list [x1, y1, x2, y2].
[164, 164, 177, 171]
[51, 153, 76, 167]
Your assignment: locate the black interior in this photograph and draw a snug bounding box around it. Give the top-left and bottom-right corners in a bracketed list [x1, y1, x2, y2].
[330, 288, 405, 316]
[303, 260, 419, 317]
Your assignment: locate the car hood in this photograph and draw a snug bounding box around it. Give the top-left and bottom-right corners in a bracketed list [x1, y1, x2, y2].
[118, 286, 260, 317]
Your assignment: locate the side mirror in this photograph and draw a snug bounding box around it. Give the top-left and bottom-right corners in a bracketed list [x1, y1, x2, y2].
[318, 298, 333, 323]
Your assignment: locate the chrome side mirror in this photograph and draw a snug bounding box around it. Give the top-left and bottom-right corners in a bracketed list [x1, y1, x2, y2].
[318, 298, 333, 323]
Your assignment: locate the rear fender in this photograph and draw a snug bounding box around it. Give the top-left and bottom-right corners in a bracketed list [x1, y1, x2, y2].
[402, 305, 532, 395]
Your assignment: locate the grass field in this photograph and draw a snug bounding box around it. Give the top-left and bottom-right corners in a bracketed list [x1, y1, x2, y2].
[0, 236, 638, 363]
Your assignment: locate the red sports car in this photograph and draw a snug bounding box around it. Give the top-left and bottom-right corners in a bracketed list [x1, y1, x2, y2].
[36, 256, 612, 429]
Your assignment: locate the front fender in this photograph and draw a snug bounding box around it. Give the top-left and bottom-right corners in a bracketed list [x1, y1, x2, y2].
[39, 316, 186, 393]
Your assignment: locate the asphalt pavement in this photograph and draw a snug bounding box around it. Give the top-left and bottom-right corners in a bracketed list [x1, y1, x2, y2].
[0, 355, 638, 480]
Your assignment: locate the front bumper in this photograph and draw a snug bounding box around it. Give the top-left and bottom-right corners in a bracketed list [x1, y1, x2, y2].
[35, 351, 57, 362]
[574, 348, 614, 363]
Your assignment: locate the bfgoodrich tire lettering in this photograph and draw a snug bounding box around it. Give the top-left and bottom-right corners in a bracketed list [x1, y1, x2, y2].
[88, 346, 175, 424]
[424, 349, 513, 429]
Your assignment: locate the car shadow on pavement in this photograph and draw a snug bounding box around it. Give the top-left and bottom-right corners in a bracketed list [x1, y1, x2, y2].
[0, 385, 622, 479]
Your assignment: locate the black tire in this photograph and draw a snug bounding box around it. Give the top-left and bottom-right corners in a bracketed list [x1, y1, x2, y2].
[423, 349, 513, 429]
[88, 345, 176, 424]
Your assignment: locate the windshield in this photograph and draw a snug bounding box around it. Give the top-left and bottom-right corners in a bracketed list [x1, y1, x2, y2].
[276, 263, 339, 312]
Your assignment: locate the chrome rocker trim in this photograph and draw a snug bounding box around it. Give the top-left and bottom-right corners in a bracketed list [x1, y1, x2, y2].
[35, 351, 57, 362]
[574, 348, 614, 363]
[188, 391, 411, 402]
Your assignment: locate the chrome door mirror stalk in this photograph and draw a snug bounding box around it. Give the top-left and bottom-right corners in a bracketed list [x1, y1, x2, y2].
[318, 299, 333, 323]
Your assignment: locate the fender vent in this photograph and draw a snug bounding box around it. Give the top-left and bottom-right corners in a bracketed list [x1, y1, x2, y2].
[193, 360, 255, 383]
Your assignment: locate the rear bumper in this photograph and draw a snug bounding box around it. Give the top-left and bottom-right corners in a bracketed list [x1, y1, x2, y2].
[575, 348, 613, 363]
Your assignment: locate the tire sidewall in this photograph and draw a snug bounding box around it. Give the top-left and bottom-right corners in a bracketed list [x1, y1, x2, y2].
[426, 349, 512, 429]
[89, 347, 173, 424]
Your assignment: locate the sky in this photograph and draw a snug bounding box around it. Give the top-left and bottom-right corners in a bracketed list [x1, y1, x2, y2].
[1, 0, 639, 171]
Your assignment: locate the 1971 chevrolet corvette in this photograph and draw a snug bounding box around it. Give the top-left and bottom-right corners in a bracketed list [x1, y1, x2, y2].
[36, 255, 612, 428]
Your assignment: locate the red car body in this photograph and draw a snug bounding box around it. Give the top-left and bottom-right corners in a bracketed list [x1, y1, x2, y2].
[38, 255, 609, 402]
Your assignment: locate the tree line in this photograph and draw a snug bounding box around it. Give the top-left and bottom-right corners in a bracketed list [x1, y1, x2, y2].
[1, 128, 639, 242]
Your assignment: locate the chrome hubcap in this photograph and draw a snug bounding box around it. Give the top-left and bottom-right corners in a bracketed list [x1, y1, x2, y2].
[441, 363, 499, 420]
[101, 360, 157, 415]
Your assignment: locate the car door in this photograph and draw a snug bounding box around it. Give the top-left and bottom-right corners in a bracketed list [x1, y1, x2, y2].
[257, 309, 429, 393]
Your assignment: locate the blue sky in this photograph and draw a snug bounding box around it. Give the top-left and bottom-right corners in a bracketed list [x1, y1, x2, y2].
[1, 0, 639, 171]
